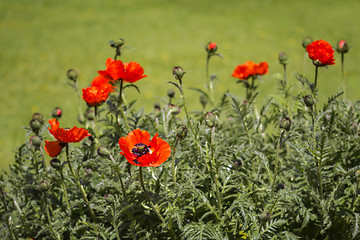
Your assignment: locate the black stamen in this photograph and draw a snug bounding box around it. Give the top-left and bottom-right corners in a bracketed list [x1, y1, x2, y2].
[131, 143, 151, 158]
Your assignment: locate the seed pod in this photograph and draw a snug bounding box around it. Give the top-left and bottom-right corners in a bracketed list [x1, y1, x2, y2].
[279, 117, 291, 131]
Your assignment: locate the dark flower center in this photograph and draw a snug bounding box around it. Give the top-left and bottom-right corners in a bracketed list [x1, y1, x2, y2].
[131, 143, 151, 158]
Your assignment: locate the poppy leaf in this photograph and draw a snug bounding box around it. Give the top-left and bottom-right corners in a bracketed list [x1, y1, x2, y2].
[189, 87, 209, 98]
[168, 81, 182, 92]
[124, 84, 141, 94]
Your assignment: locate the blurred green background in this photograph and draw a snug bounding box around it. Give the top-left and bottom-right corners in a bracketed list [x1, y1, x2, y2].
[1, 0, 359, 169]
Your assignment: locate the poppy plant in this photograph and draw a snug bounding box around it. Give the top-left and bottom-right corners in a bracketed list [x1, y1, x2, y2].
[306, 39, 335, 66]
[118, 129, 171, 167]
[98, 58, 147, 83]
[231, 61, 269, 80]
[44, 119, 90, 157]
[82, 85, 112, 107]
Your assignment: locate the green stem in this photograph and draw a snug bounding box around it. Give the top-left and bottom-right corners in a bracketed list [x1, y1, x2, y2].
[314, 65, 319, 93]
[109, 154, 128, 202]
[273, 131, 284, 190]
[172, 137, 179, 183]
[44, 193, 61, 240]
[118, 80, 131, 132]
[0, 187, 17, 240]
[283, 64, 287, 86]
[312, 117, 322, 197]
[206, 54, 214, 104]
[66, 145, 96, 222]
[139, 167, 164, 222]
[59, 170, 71, 212]
[210, 126, 222, 217]
[341, 53, 347, 99]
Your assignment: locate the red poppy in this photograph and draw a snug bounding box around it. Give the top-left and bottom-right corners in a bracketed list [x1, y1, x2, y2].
[306, 39, 335, 66]
[122, 62, 147, 83]
[82, 86, 112, 107]
[44, 119, 90, 157]
[98, 58, 125, 81]
[118, 129, 171, 167]
[91, 75, 115, 92]
[231, 61, 268, 80]
[98, 58, 147, 83]
[206, 42, 217, 53]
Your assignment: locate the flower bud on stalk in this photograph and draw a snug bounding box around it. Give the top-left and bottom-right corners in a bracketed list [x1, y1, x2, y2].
[104, 194, 115, 204]
[204, 112, 219, 128]
[109, 38, 125, 48]
[50, 158, 62, 170]
[259, 211, 271, 222]
[336, 40, 349, 54]
[97, 147, 110, 158]
[304, 95, 315, 107]
[67, 69, 78, 82]
[30, 119, 42, 133]
[176, 125, 188, 139]
[32, 113, 45, 125]
[279, 117, 291, 131]
[278, 52, 289, 66]
[172, 66, 185, 82]
[51, 107, 62, 119]
[167, 89, 175, 99]
[30, 135, 41, 149]
[38, 179, 50, 192]
[206, 42, 218, 54]
[302, 36, 313, 49]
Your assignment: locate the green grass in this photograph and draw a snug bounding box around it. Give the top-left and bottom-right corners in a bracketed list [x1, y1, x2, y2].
[1, 0, 359, 169]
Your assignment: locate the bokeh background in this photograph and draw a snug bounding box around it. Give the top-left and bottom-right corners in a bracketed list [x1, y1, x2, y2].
[1, 0, 359, 169]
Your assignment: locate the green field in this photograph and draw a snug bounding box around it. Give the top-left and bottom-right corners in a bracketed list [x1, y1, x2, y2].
[1, 0, 359, 169]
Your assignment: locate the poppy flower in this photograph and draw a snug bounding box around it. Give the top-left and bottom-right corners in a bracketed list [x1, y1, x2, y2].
[82, 86, 112, 107]
[231, 61, 268, 80]
[118, 129, 171, 167]
[98, 58, 147, 83]
[306, 39, 335, 66]
[91, 75, 115, 92]
[122, 61, 147, 83]
[44, 119, 90, 157]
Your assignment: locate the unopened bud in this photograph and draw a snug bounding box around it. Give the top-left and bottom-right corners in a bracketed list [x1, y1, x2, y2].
[204, 112, 218, 128]
[278, 52, 289, 65]
[276, 182, 285, 191]
[206, 42, 217, 53]
[32, 113, 45, 125]
[67, 69, 78, 82]
[259, 211, 271, 222]
[104, 194, 115, 204]
[109, 38, 125, 48]
[30, 135, 41, 148]
[279, 117, 291, 131]
[303, 95, 315, 107]
[85, 168, 93, 178]
[172, 66, 185, 81]
[336, 40, 349, 54]
[38, 179, 50, 192]
[50, 158, 62, 170]
[30, 119, 42, 132]
[167, 89, 175, 98]
[302, 36, 313, 49]
[51, 107, 62, 119]
[154, 102, 161, 110]
[97, 147, 110, 158]
[176, 125, 188, 139]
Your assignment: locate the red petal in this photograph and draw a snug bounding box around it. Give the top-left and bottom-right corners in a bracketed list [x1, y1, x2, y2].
[44, 140, 64, 157]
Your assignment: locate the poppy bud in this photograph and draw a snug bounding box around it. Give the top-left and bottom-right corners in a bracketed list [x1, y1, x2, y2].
[38, 179, 50, 192]
[336, 40, 349, 54]
[109, 38, 125, 48]
[206, 42, 217, 53]
[86, 109, 95, 121]
[32, 113, 45, 125]
[51, 107, 62, 119]
[154, 102, 161, 110]
[303, 95, 315, 107]
[85, 168, 93, 178]
[67, 69, 78, 82]
[259, 211, 271, 222]
[204, 112, 218, 128]
[50, 158, 62, 170]
[167, 89, 175, 98]
[276, 182, 285, 190]
[279, 117, 291, 131]
[104, 194, 115, 204]
[30, 119, 42, 132]
[278, 52, 289, 65]
[172, 66, 185, 81]
[200, 94, 208, 109]
[168, 104, 181, 115]
[30, 135, 41, 148]
[302, 36, 313, 49]
[97, 147, 110, 158]
[176, 125, 188, 139]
